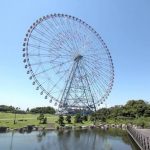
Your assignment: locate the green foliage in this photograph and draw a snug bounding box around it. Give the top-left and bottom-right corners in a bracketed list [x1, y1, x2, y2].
[96, 100, 149, 120]
[74, 113, 83, 123]
[83, 115, 88, 121]
[58, 115, 65, 126]
[144, 109, 150, 117]
[30, 106, 55, 114]
[0, 105, 26, 114]
[65, 115, 71, 124]
[0, 105, 15, 112]
[43, 117, 47, 124]
[26, 108, 30, 113]
[37, 113, 47, 124]
[90, 112, 106, 123]
[0, 105, 55, 114]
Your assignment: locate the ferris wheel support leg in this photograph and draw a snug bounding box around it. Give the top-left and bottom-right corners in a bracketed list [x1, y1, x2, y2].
[59, 60, 79, 113]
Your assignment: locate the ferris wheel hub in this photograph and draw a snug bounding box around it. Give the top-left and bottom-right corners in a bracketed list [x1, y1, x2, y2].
[74, 54, 83, 62]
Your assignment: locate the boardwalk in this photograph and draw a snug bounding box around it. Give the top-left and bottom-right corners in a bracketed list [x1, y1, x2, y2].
[137, 129, 150, 138]
[127, 126, 150, 150]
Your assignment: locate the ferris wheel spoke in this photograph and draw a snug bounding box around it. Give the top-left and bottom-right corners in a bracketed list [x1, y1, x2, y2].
[34, 28, 53, 42]
[80, 64, 104, 95]
[93, 71, 110, 87]
[49, 17, 75, 51]
[58, 25, 78, 54]
[35, 76, 54, 90]
[28, 43, 69, 58]
[30, 35, 50, 46]
[47, 70, 69, 93]
[79, 24, 96, 48]
[38, 25, 69, 51]
[83, 60, 112, 85]
[33, 60, 72, 76]
[28, 53, 52, 57]
[79, 64, 103, 98]
[73, 22, 86, 45]
[23, 14, 114, 111]
[46, 19, 77, 55]
[59, 18, 75, 49]
[29, 58, 68, 66]
[57, 17, 78, 51]
[39, 22, 59, 38]
[83, 58, 111, 70]
[85, 54, 111, 62]
[83, 58, 112, 74]
[86, 72, 105, 96]
[84, 50, 107, 57]
[82, 63, 108, 93]
[82, 59, 111, 85]
[67, 19, 80, 52]
[56, 33, 75, 54]
[45, 19, 59, 34]
[28, 43, 51, 52]
[38, 21, 68, 50]
[30, 36, 72, 56]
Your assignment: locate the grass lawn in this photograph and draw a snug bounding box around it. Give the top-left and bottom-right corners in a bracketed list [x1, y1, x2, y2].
[0, 112, 58, 129]
[1, 112, 149, 129]
[0, 112, 93, 129]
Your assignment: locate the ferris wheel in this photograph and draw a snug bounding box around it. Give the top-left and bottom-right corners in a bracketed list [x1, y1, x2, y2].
[23, 14, 114, 112]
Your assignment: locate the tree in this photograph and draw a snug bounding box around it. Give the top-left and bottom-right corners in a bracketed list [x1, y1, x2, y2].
[37, 113, 47, 124]
[43, 117, 47, 124]
[37, 113, 44, 123]
[30, 106, 55, 114]
[26, 107, 30, 113]
[83, 115, 88, 121]
[144, 109, 150, 117]
[94, 99, 149, 120]
[125, 100, 147, 118]
[74, 113, 82, 123]
[65, 115, 71, 124]
[58, 115, 65, 126]
[0, 105, 15, 112]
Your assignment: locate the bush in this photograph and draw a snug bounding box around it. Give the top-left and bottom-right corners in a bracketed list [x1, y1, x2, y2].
[83, 115, 88, 121]
[74, 113, 83, 123]
[65, 115, 71, 124]
[58, 115, 65, 126]
[43, 117, 47, 124]
[37, 113, 47, 124]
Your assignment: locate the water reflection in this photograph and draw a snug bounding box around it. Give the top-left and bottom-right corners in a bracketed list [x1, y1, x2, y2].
[9, 131, 14, 150]
[0, 128, 140, 150]
[36, 130, 47, 143]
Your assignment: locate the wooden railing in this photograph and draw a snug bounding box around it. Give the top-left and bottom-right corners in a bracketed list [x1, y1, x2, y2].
[127, 126, 150, 150]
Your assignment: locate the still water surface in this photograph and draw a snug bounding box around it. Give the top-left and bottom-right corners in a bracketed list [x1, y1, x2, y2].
[0, 128, 140, 150]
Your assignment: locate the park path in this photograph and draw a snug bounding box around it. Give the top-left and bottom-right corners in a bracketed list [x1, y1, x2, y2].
[127, 126, 150, 150]
[137, 129, 150, 138]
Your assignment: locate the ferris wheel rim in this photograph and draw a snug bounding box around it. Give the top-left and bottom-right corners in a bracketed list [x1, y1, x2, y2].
[23, 13, 114, 108]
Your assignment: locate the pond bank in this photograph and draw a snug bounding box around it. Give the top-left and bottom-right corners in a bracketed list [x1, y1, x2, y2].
[0, 123, 144, 133]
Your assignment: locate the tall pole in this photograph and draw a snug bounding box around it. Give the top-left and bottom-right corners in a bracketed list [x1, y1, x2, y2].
[14, 107, 20, 124]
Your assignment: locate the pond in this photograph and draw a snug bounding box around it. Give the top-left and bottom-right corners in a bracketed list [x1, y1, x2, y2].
[0, 128, 140, 150]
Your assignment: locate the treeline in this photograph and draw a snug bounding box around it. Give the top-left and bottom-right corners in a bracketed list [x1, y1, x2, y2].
[30, 106, 55, 114]
[0, 105, 25, 114]
[0, 105, 55, 114]
[95, 100, 150, 121]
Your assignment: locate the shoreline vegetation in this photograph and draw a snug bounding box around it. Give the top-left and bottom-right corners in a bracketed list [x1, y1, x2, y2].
[0, 99, 150, 132]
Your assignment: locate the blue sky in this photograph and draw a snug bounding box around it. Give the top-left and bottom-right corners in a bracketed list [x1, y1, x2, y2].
[0, 0, 150, 110]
